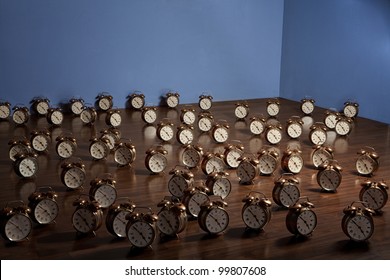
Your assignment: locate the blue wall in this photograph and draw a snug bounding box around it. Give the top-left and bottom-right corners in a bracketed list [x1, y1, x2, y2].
[280, 0, 390, 124]
[0, 0, 284, 108]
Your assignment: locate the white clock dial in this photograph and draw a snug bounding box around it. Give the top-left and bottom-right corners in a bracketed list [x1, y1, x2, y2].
[204, 156, 225, 175]
[188, 192, 209, 217]
[98, 97, 112, 111]
[109, 112, 122, 127]
[71, 100, 84, 115]
[360, 187, 387, 211]
[36, 101, 50, 115]
[249, 119, 265, 135]
[4, 213, 32, 241]
[242, 204, 268, 230]
[159, 125, 174, 142]
[345, 215, 373, 242]
[168, 175, 189, 198]
[72, 208, 96, 234]
[90, 141, 110, 160]
[50, 110, 64, 125]
[182, 147, 202, 168]
[212, 177, 231, 199]
[9, 143, 31, 161]
[213, 127, 229, 143]
[225, 148, 244, 169]
[236, 161, 257, 184]
[157, 209, 180, 236]
[266, 128, 282, 145]
[147, 153, 167, 173]
[204, 207, 229, 234]
[182, 111, 196, 125]
[317, 169, 342, 191]
[198, 117, 213, 132]
[335, 119, 351, 136]
[258, 154, 277, 175]
[33, 199, 59, 224]
[287, 154, 304, 174]
[296, 210, 317, 236]
[177, 128, 194, 145]
[199, 97, 212, 110]
[93, 184, 117, 208]
[17, 157, 39, 178]
[131, 96, 144, 109]
[266, 103, 279, 116]
[0, 104, 11, 119]
[279, 183, 300, 207]
[127, 221, 156, 248]
[31, 134, 49, 152]
[310, 130, 327, 145]
[63, 167, 85, 189]
[114, 145, 135, 166]
[143, 109, 157, 124]
[57, 140, 76, 159]
[301, 100, 315, 114]
[356, 154, 377, 176]
[167, 95, 179, 108]
[311, 147, 333, 168]
[343, 104, 358, 118]
[324, 113, 338, 129]
[287, 123, 303, 139]
[12, 109, 29, 125]
[235, 105, 249, 119]
[111, 210, 130, 238]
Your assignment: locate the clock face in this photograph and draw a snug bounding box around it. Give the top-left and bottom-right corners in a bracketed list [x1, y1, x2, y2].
[49, 110, 64, 125]
[312, 148, 333, 168]
[266, 103, 279, 116]
[93, 184, 117, 208]
[157, 209, 181, 236]
[101, 133, 117, 151]
[198, 117, 213, 132]
[90, 140, 110, 160]
[9, 143, 31, 161]
[114, 145, 135, 166]
[310, 129, 327, 145]
[182, 147, 202, 168]
[72, 208, 98, 234]
[212, 177, 231, 199]
[343, 104, 358, 118]
[242, 204, 269, 230]
[213, 126, 229, 143]
[36, 101, 50, 115]
[237, 161, 257, 184]
[360, 187, 387, 211]
[199, 97, 212, 110]
[33, 199, 59, 224]
[4, 213, 32, 241]
[225, 148, 244, 169]
[146, 153, 167, 173]
[98, 97, 112, 111]
[71, 100, 84, 115]
[335, 120, 351, 136]
[17, 157, 38, 178]
[188, 192, 209, 217]
[317, 168, 342, 191]
[301, 100, 314, 114]
[258, 154, 277, 175]
[203, 156, 225, 175]
[31, 134, 49, 152]
[287, 122, 303, 139]
[80, 108, 95, 124]
[182, 111, 196, 125]
[266, 128, 282, 145]
[278, 183, 300, 207]
[63, 166, 85, 189]
[324, 113, 338, 129]
[158, 125, 174, 142]
[143, 109, 157, 124]
[56, 140, 76, 159]
[0, 104, 11, 119]
[108, 112, 122, 127]
[295, 210, 317, 236]
[356, 154, 377, 176]
[127, 220, 156, 248]
[286, 154, 304, 174]
[177, 128, 194, 145]
[131, 96, 145, 109]
[111, 210, 131, 237]
[249, 119, 265, 135]
[235, 105, 249, 119]
[203, 207, 229, 234]
[167, 95, 179, 108]
[344, 214, 373, 242]
[12, 109, 29, 125]
[168, 175, 189, 198]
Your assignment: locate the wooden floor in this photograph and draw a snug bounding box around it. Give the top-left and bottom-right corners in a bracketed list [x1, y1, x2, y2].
[0, 97, 389, 260]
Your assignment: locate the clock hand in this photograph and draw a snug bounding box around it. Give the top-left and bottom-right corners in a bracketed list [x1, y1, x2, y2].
[282, 188, 293, 201]
[76, 212, 90, 226]
[248, 209, 260, 224]
[351, 220, 366, 235]
[298, 215, 310, 229]
[133, 226, 147, 241]
[161, 213, 174, 230]
[209, 214, 222, 228]
[366, 192, 379, 207]
[9, 220, 24, 233]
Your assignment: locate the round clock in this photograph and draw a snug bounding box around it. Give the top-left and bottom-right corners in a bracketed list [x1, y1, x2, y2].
[205, 171, 231, 199]
[30, 129, 51, 153]
[355, 147, 380, 176]
[127, 92, 145, 110]
[165, 92, 180, 108]
[30, 97, 50, 116]
[8, 138, 32, 161]
[89, 175, 117, 208]
[180, 107, 196, 125]
[234, 102, 249, 119]
[300, 98, 315, 115]
[125, 207, 158, 248]
[309, 122, 327, 145]
[272, 173, 301, 208]
[335, 116, 353, 136]
[176, 124, 194, 145]
[100, 127, 121, 151]
[13, 152, 39, 178]
[145, 146, 168, 174]
[223, 141, 245, 169]
[156, 119, 175, 142]
[316, 160, 342, 192]
[60, 160, 86, 190]
[343, 101, 359, 118]
[141, 106, 158, 124]
[359, 181, 388, 213]
[168, 166, 194, 198]
[286, 116, 304, 139]
[201, 152, 226, 175]
[198, 198, 229, 235]
[242, 191, 272, 231]
[46, 107, 64, 126]
[199, 94, 213, 111]
[55, 134, 77, 159]
[0, 101, 11, 120]
[281, 148, 304, 174]
[181, 144, 204, 169]
[197, 111, 214, 133]
[157, 198, 187, 237]
[69, 98, 85, 115]
[236, 156, 259, 185]
[89, 137, 110, 160]
[95, 93, 113, 111]
[72, 197, 103, 235]
[105, 109, 122, 128]
[28, 187, 59, 225]
[12, 105, 30, 125]
[181, 184, 210, 218]
[266, 98, 280, 117]
[324, 109, 340, 130]
[265, 123, 283, 145]
[257, 147, 279, 175]
[0, 201, 32, 242]
[342, 201, 375, 242]
[80, 106, 97, 125]
[249, 116, 266, 135]
[286, 197, 317, 237]
[113, 139, 136, 167]
[311, 145, 334, 169]
[106, 199, 136, 238]
[211, 121, 230, 143]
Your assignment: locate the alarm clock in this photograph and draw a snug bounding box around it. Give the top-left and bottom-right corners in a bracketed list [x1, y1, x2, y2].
[89, 174, 117, 208]
[211, 121, 230, 143]
[72, 197, 103, 235]
[156, 119, 175, 142]
[12, 105, 30, 125]
[198, 94, 213, 111]
[309, 122, 327, 146]
[324, 109, 340, 130]
[242, 191, 272, 231]
[105, 109, 122, 127]
[316, 160, 342, 192]
[60, 160, 86, 190]
[286, 116, 304, 139]
[181, 144, 204, 169]
[113, 139, 136, 167]
[180, 106, 196, 125]
[167, 166, 194, 198]
[300, 98, 315, 115]
[106, 199, 136, 238]
[176, 124, 194, 145]
[80, 106, 97, 125]
[89, 137, 110, 160]
[198, 198, 229, 234]
[286, 197, 317, 237]
[125, 207, 158, 248]
[223, 141, 245, 169]
[281, 147, 304, 174]
[0, 201, 32, 242]
[127, 92, 145, 110]
[249, 116, 266, 135]
[8, 138, 32, 161]
[205, 171, 231, 199]
[266, 98, 280, 117]
[197, 111, 214, 133]
[157, 198, 187, 237]
[100, 127, 121, 151]
[234, 102, 249, 120]
[165, 92, 180, 108]
[265, 123, 283, 145]
[13, 152, 39, 178]
[0, 101, 11, 120]
[30, 97, 50, 116]
[236, 156, 260, 185]
[28, 187, 59, 225]
[342, 201, 375, 242]
[141, 106, 158, 124]
[334, 116, 353, 136]
[181, 184, 210, 218]
[257, 147, 279, 175]
[46, 107, 64, 126]
[30, 129, 51, 153]
[343, 101, 359, 118]
[145, 146, 168, 174]
[359, 180, 388, 213]
[311, 145, 334, 169]
[55, 134, 77, 159]
[272, 173, 301, 208]
[95, 92, 113, 111]
[69, 98, 85, 115]
[355, 147, 380, 176]
[201, 152, 226, 175]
